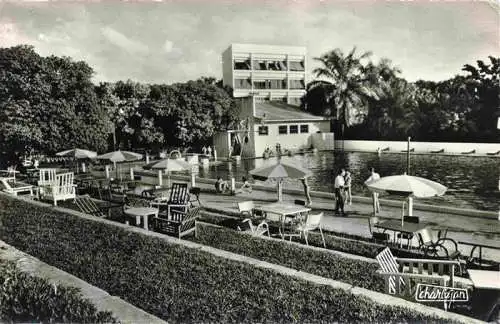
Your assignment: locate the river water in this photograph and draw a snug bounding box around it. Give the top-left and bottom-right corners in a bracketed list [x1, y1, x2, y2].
[195, 151, 499, 211]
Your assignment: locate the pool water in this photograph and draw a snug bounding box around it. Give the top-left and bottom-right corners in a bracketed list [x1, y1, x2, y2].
[194, 151, 499, 211]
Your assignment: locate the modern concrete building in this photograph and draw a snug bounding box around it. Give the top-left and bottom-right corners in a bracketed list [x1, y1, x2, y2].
[222, 43, 307, 106]
[213, 96, 333, 159]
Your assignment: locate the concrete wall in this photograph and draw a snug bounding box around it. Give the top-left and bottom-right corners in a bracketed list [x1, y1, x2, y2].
[213, 133, 230, 158]
[221, 46, 233, 89]
[335, 140, 500, 155]
[253, 121, 331, 157]
[312, 132, 335, 150]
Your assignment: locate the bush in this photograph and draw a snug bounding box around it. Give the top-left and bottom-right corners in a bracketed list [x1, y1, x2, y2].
[192, 222, 385, 292]
[0, 195, 459, 323]
[0, 259, 117, 323]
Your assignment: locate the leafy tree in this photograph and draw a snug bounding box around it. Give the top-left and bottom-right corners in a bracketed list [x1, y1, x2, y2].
[308, 47, 378, 128]
[0, 46, 110, 164]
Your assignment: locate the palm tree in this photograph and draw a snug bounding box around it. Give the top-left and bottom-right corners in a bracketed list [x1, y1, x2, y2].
[309, 47, 379, 130]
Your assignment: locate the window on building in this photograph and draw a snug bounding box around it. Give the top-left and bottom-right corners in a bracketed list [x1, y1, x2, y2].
[233, 59, 251, 70]
[258, 126, 269, 136]
[289, 60, 305, 71]
[253, 81, 268, 89]
[269, 79, 287, 89]
[289, 125, 298, 134]
[252, 60, 268, 70]
[289, 79, 305, 89]
[234, 78, 252, 89]
[278, 125, 288, 135]
[300, 124, 309, 133]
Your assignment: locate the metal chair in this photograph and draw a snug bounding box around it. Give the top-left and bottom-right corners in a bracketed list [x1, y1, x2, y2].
[189, 187, 201, 206]
[295, 212, 326, 247]
[396, 216, 420, 248]
[417, 228, 461, 260]
[368, 216, 390, 242]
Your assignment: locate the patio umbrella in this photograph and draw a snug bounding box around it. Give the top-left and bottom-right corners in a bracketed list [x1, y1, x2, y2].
[56, 148, 97, 159]
[143, 158, 193, 187]
[249, 160, 312, 201]
[96, 150, 143, 179]
[365, 173, 447, 225]
[56, 148, 98, 173]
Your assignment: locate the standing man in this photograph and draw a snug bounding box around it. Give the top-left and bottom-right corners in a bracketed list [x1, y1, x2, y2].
[334, 169, 346, 216]
[365, 168, 381, 214]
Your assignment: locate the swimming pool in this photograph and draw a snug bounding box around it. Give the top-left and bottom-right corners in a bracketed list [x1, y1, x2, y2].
[195, 151, 500, 211]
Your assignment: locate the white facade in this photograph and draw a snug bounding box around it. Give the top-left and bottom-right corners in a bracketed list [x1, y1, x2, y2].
[222, 43, 307, 106]
[213, 96, 332, 159]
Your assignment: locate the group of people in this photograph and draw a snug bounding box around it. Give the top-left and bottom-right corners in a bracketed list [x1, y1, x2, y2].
[334, 167, 381, 216]
[333, 169, 352, 216]
[215, 176, 252, 194]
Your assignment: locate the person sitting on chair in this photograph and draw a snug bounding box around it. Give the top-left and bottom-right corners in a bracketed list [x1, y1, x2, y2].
[215, 176, 229, 193]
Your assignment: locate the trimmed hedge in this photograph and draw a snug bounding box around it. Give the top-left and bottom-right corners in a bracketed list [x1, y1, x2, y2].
[0, 259, 117, 323]
[192, 222, 385, 292]
[0, 195, 458, 323]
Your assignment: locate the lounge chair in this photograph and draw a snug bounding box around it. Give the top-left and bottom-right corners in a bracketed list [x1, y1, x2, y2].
[376, 247, 461, 306]
[461, 149, 476, 155]
[486, 150, 500, 156]
[430, 149, 444, 153]
[0, 177, 36, 197]
[154, 206, 201, 239]
[74, 195, 121, 218]
[295, 212, 326, 247]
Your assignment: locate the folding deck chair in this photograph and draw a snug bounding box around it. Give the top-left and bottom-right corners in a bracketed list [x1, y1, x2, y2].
[74, 195, 121, 218]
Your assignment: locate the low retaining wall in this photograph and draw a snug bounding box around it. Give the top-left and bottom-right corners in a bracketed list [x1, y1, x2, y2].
[0, 239, 165, 324]
[335, 140, 500, 156]
[1, 194, 482, 324]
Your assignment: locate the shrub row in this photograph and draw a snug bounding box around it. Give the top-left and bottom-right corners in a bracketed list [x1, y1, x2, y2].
[197, 213, 437, 260]
[192, 221, 385, 292]
[0, 259, 117, 323]
[0, 195, 458, 323]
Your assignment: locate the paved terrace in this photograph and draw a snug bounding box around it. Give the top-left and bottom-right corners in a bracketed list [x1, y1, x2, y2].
[189, 181, 500, 262]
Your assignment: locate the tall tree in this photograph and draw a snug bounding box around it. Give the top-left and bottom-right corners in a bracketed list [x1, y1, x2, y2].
[306, 47, 379, 137]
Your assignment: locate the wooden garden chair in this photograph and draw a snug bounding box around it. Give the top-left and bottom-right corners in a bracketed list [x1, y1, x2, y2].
[376, 247, 461, 308]
[153, 206, 201, 239]
[150, 182, 191, 217]
[40, 172, 76, 206]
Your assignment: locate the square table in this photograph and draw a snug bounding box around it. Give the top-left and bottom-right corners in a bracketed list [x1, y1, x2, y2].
[124, 207, 158, 231]
[258, 202, 311, 239]
[375, 219, 429, 248]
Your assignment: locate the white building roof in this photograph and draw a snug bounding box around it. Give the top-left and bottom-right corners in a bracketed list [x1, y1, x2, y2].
[254, 101, 329, 122]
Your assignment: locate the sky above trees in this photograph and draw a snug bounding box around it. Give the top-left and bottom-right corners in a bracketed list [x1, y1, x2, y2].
[1, 0, 498, 84]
